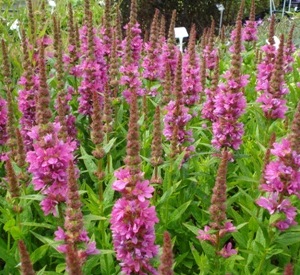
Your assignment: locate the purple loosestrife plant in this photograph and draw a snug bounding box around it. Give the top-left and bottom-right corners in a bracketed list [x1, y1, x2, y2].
[257, 35, 288, 120]
[158, 231, 174, 275]
[26, 123, 76, 215]
[211, 3, 249, 151]
[163, 54, 193, 158]
[202, 55, 220, 121]
[197, 150, 237, 257]
[77, 10, 107, 116]
[242, 0, 257, 42]
[26, 42, 76, 216]
[54, 161, 99, 271]
[111, 171, 158, 274]
[255, 15, 277, 109]
[120, 0, 144, 102]
[161, 10, 179, 80]
[18, 240, 35, 275]
[142, 9, 164, 84]
[256, 138, 300, 230]
[18, 30, 39, 152]
[182, 24, 201, 106]
[284, 25, 296, 74]
[203, 20, 218, 72]
[110, 39, 158, 272]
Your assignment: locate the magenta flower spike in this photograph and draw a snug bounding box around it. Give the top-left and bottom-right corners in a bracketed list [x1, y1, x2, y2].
[54, 161, 99, 271]
[77, 9, 107, 116]
[211, 2, 248, 150]
[256, 138, 300, 230]
[110, 16, 159, 269]
[182, 24, 201, 106]
[26, 41, 76, 216]
[242, 0, 258, 42]
[257, 35, 288, 120]
[119, 0, 144, 102]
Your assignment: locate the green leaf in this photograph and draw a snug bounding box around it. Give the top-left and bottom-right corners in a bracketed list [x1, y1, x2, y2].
[31, 244, 49, 264]
[200, 240, 215, 258]
[168, 200, 191, 224]
[10, 226, 22, 240]
[103, 177, 115, 204]
[174, 252, 189, 268]
[84, 214, 106, 223]
[3, 219, 15, 231]
[31, 231, 58, 249]
[156, 181, 181, 207]
[199, 254, 210, 275]
[20, 194, 44, 201]
[36, 266, 47, 275]
[0, 245, 17, 268]
[99, 249, 115, 255]
[103, 137, 117, 154]
[183, 223, 200, 235]
[275, 232, 300, 246]
[190, 242, 202, 267]
[79, 145, 97, 181]
[21, 222, 56, 230]
[55, 263, 66, 273]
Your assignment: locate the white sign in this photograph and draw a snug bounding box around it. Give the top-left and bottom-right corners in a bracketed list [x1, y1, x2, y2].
[174, 27, 189, 52]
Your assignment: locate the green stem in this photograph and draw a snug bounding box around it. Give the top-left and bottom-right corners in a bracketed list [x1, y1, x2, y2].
[7, 232, 10, 250]
[254, 250, 267, 275]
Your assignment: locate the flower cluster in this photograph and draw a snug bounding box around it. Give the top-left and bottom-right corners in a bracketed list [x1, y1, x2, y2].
[142, 9, 163, 86]
[257, 138, 300, 230]
[26, 123, 76, 216]
[18, 75, 39, 151]
[76, 24, 108, 116]
[119, 1, 144, 102]
[242, 20, 258, 42]
[55, 227, 98, 257]
[212, 72, 248, 150]
[211, 5, 249, 151]
[242, 0, 257, 42]
[111, 168, 159, 274]
[198, 222, 237, 258]
[54, 161, 98, 270]
[257, 35, 288, 119]
[120, 63, 144, 102]
[163, 101, 193, 144]
[182, 25, 201, 106]
[77, 58, 106, 115]
[203, 20, 218, 71]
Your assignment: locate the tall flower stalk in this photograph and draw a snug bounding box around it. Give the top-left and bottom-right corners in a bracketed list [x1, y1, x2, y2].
[242, 0, 258, 43]
[211, 1, 248, 150]
[110, 27, 158, 270]
[163, 53, 193, 159]
[54, 161, 99, 273]
[182, 24, 201, 106]
[119, 0, 144, 102]
[256, 100, 300, 230]
[257, 35, 288, 120]
[26, 42, 76, 216]
[197, 150, 237, 257]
